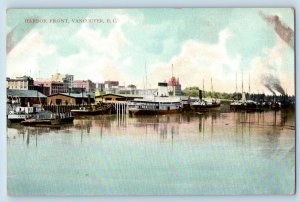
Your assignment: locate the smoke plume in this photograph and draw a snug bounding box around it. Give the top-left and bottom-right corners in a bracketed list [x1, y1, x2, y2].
[261, 74, 285, 95]
[259, 11, 294, 49]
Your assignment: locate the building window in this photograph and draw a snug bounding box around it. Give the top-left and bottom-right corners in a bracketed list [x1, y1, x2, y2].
[55, 99, 62, 105]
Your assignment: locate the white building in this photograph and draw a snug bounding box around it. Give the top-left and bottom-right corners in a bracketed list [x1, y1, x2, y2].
[6, 76, 34, 90]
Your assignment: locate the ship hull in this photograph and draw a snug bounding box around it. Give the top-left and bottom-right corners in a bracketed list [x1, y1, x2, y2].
[21, 117, 74, 126]
[190, 103, 221, 112]
[230, 104, 264, 112]
[7, 114, 33, 123]
[129, 109, 180, 116]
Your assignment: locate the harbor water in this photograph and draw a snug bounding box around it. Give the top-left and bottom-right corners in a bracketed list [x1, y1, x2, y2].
[7, 110, 295, 195]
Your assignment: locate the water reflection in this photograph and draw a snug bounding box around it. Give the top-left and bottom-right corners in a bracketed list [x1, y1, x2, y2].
[7, 111, 295, 156]
[7, 110, 295, 195]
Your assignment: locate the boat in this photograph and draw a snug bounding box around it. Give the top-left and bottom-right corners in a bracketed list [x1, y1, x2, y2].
[7, 99, 43, 123]
[230, 93, 263, 112]
[190, 99, 221, 111]
[128, 82, 182, 116]
[128, 98, 182, 116]
[8, 109, 34, 122]
[230, 72, 264, 112]
[21, 111, 74, 126]
[71, 104, 112, 116]
[190, 90, 220, 112]
[190, 79, 220, 112]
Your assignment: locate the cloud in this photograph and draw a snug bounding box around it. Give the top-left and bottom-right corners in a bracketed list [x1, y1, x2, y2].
[6, 13, 135, 86]
[73, 23, 129, 60]
[123, 57, 132, 67]
[54, 16, 134, 83]
[7, 29, 56, 77]
[115, 14, 137, 26]
[56, 51, 126, 82]
[249, 37, 294, 95]
[147, 28, 241, 92]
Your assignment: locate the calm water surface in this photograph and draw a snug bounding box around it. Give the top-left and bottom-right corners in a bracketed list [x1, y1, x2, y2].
[7, 110, 295, 195]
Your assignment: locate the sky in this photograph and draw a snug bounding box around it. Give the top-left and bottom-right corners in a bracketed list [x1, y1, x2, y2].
[6, 8, 295, 95]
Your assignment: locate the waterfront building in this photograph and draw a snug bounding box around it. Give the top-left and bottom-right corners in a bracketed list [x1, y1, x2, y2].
[104, 80, 119, 93]
[6, 76, 34, 90]
[70, 87, 85, 94]
[34, 81, 68, 95]
[7, 89, 47, 106]
[33, 84, 50, 96]
[72, 80, 96, 93]
[50, 73, 74, 89]
[64, 74, 74, 89]
[96, 83, 105, 92]
[51, 73, 65, 82]
[168, 76, 182, 96]
[47, 93, 95, 105]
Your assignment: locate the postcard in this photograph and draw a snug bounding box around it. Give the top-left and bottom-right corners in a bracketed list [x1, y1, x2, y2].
[6, 8, 295, 196]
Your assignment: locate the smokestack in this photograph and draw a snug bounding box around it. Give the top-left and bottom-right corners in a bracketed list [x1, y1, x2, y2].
[199, 90, 203, 101]
[88, 94, 91, 105]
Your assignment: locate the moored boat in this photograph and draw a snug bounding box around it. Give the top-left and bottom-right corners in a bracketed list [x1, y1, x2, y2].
[71, 104, 112, 116]
[190, 90, 220, 112]
[128, 82, 182, 116]
[7, 101, 43, 123]
[128, 98, 182, 116]
[21, 111, 74, 126]
[190, 100, 221, 112]
[230, 93, 264, 112]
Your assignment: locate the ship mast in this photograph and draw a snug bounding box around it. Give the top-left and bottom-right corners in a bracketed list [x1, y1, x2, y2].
[211, 78, 213, 98]
[248, 73, 250, 93]
[172, 64, 175, 96]
[241, 70, 244, 93]
[144, 61, 147, 90]
[202, 79, 205, 100]
[235, 72, 238, 93]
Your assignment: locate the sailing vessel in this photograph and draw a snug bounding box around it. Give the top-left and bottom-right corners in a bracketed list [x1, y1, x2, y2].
[230, 72, 263, 112]
[230, 92, 262, 112]
[190, 79, 220, 112]
[128, 82, 182, 116]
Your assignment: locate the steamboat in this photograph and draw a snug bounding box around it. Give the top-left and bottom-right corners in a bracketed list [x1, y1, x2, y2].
[128, 82, 182, 116]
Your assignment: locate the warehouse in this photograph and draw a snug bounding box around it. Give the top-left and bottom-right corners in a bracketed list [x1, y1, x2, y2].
[47, 93, 95, 105]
